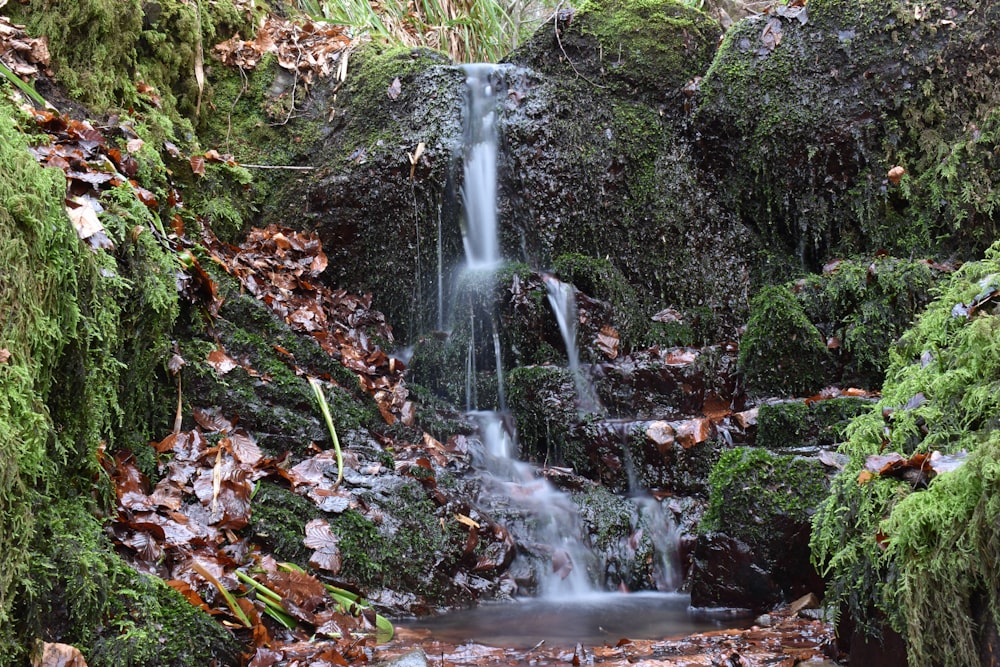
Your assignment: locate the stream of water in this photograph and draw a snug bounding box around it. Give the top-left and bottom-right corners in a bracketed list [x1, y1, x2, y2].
[414, 63, 714, 645]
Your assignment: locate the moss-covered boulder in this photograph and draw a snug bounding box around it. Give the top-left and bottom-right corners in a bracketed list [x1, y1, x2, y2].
[794, 255, 946, 388]
[694, 0, 1000, 267]
[0, 95, 238, 665]
[691, 447, 829, 610]
[756, 397, 874, 453]
[738, 285, 831, 397]
[812, 241, 1000, 666]
[507, 0, 720, 106]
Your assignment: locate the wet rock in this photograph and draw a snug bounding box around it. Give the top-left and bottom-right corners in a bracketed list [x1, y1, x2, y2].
[755, 397, 874, 454]
[382, 648, 429, 667]
[694, 0, 1000, 266]
[689, 532, 782, 610]
[690, 447, 828, 610]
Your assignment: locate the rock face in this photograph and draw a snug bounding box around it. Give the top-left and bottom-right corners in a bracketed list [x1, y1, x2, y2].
[690, 447, 830, 611]
[693, 0, 1000, 268]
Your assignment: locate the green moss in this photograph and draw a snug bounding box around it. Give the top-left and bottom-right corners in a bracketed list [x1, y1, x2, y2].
[695, 0, 1000, 264]
[506, 365, 579, 465]
[0, 96, 228, 663]
[795, 256, 941, 387]
[576, 0, 718, 93]
[812, 241, 1000, 665]
[247, 482, 318, 565]
[702, 447, 829, 547]
[0, 101, 83, 660]
[22, 501, 240, 667]
[15, 0, 143, 110]
[757, 397, 873, 451]
[738, 285, 831, 397]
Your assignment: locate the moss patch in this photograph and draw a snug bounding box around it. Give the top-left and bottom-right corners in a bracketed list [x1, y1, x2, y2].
[756, 397, 873, 451]
[812, 241, 1000, 666]
[738, 285, 830, 397]
[702, 447, 829, 549]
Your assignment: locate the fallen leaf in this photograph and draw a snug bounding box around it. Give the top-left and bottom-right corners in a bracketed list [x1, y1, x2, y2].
[304, 518, 342, 573]
[31, 641, 88, 667]
[387, 77, 401, 100]
[888, 165, 905, 185]
[65, 197, 104, 240]
[0, 348, 10, 364]
[190, 154, 206, 176]
[206, 346, 238, 374]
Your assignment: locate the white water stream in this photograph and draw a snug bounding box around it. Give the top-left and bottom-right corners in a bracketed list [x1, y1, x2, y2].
[453, 63, 680, 601]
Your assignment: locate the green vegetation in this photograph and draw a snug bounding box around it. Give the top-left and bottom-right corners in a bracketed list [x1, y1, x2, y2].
[0, 94, 235, 664]
[795, 256, 941, 387]
[738, 285, 830, 397]
[301, 0, 561, 62]
[756, 398, 873, 451]
[812, 241, 1000, 666]
[702, 447, 829, 547]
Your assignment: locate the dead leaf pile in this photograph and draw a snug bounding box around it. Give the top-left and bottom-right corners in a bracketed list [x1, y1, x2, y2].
[0, 14, 50, 78]
[102, 408, 387, 664]
[26, 108, 162, 248]
[213, 16, 353, 83]
[203, 224, 412, 424]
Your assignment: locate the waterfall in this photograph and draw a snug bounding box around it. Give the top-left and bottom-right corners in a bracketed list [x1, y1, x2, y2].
[460, 64, 501, 271]
[542, 274, 601, 414]
[454, 65, 599, 598]
[469, 411, 598, 598]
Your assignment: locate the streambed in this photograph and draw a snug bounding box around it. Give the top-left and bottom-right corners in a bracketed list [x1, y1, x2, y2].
[396, 592, 749, 648]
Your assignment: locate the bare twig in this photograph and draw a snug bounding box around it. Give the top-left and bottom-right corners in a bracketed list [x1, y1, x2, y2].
[238, 164, 316, 171]
[552, 1, 606, 89]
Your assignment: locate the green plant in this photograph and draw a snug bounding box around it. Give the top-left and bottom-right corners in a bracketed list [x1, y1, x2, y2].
[302, 0, 562, 62]
[309, 376, 344, 487]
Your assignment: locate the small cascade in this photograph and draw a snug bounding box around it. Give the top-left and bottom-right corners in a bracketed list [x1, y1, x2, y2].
[452, 65, 600, 598]
[460, 64, 501, 271]
[542, 274, 601, 414]
[469, 411, 598, 598]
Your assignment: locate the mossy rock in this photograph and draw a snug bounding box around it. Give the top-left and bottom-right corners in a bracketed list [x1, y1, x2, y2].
[739, 285, 831, 397]
[756, 397, 874, 452]
[793, 255, 943, 388]
[13, 0, 258, 120]
[0, 96, 232, 664]
[811, 241, 1000, 666]
[507, 0, 720, 106]
[694, 0, 1000, 266]
[506, 365, 580, 465]
[691, 447, 828, 608]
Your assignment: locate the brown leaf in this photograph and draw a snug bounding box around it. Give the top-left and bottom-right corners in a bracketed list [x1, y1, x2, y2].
[387, 77, 401, 100]
[675, 418, 713, 449]
[193, 407, 233, 433]
[596, 325, 619, 359]
[0, 348, 10, 364]
[206, 346, 237, 375]
[189, 154, 206, 176]
[304, 518, 342, 573]
[31, 642, 88, 667]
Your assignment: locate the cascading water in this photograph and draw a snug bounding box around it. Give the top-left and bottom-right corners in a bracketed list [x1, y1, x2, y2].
[542, 274, 601, 414]
[401, 62, 735, 647]
[460, 64, 501, 271]
[454, 65, 599, 597]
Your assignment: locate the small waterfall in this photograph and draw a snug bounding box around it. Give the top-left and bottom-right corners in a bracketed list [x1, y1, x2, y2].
[460, 64, 501, 270]
[453, 64, 599, 598]
[470, 411, 598, 598]
[542, 274, 601, 413]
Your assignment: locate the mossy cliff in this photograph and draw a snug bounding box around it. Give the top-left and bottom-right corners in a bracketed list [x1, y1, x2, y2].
[695, 0, 1000, 268]
[0, 96, 238, 665]
[812, 242, 1000, 666]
